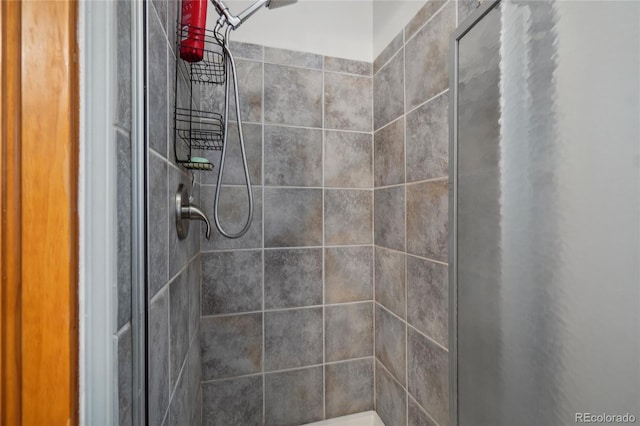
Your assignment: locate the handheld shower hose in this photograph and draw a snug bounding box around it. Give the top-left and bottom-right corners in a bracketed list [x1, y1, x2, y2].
[210, 0, 297, 238]
[213, 26, 253, 238]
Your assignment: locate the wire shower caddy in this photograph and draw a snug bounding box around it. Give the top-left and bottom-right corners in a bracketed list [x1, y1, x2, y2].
[173, 25, 227, 171]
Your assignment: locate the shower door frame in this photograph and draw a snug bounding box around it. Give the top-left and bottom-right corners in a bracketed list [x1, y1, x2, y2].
[448, 2, 501, 425]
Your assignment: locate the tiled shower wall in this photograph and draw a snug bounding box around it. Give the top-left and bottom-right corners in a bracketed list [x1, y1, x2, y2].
[116, 0, 133, 424]
[146, 1, 203, 425]
[196, 44, 375, 425]
[371, 2, 478, 426]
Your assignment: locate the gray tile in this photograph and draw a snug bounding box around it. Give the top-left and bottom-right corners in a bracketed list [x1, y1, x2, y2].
[116, 0, 131, 131]
[117, 132, 132, 329]
[148, 8, 168, 156]
[264, 64, 323, 127]
[265, 308, 323, 371]
[117, 326, 132, 426]
[409, 398, 438, 426]
[265, 367, 323, 426]
[148, 154, 168, 298]
[324, 56, 372, 76]
[264, 46, 323, 69]
[324, 72, 372, 132]
[167, 0, 179, 54]
[375, 247, 406, 318]
[324, 131, 372, 188]
[200, 313, 262, 380]
[149, 289, 170, 426]
[202, 375, 263, 426]
[168, 166, 198, 279]
[200, 122, 262, 185]
[168, 355, 190, 426]
[374, 116, 405, 187]
[200, 58, 262, 123]
[324, 189, 372, 246]
[188, 256, 201, 340]
[406, 91, 449, 182]
[201, 251, 262, 315]
[151, 0, 167, 35]
[405, 0, 448, 41]
[375, 304, 406, 385]
[325, 246, 373, 304]
[325, 303, 373, 362]
[186, 333, 202, 426]
[167, 56, 180, 163]
[170, 269, 190, 388]
[405, 2, 455, 111]
[200, 185, 263, 251]
[193, 389, 202, 426]
[407, 256, 448, 348]
[326, 358, 374, 418]
[374, 48, 404, 130]
[265, 249, 323, 309]
[376, 360, 407, 426]
[407, 180, 448, 262]
[374, 187, 405, 251]
[408, 328, 449, 426]
[374, 30, 403, 75]
[264, 125, 323, 187]
[230, 59, 263, 124]
[458, 0, 483, 23]
[264, 188, 323, 247]
[230, 41, 263, 61]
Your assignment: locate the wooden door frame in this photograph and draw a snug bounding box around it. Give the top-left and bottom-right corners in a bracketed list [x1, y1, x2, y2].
[1, 1, 79, 424]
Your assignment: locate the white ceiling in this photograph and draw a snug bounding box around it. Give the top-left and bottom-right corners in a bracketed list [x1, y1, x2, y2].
[210, 0, 428, 62]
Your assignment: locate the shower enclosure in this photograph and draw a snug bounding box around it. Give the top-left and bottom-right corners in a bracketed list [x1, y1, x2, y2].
[450, 1, 640, 425]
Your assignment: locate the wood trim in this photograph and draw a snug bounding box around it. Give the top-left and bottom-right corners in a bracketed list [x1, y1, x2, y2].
[1, 1, 23, 424]
[1, 1, 79, 424]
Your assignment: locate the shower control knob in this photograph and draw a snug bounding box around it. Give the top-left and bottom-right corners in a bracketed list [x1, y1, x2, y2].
[175, 184, 212, 240]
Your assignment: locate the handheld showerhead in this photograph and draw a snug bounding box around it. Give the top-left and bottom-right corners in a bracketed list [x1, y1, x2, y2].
[211, 0, 298, 30]
[266, 0, 298, 9]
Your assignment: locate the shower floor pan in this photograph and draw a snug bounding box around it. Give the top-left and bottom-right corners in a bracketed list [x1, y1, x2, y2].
[304, 411, 385, 426]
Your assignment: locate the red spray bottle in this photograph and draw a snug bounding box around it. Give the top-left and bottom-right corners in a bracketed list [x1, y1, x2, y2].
[180, 0, 208, 62]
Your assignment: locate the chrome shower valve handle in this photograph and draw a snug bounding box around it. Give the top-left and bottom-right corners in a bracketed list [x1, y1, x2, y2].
[175, 184, 211, 240]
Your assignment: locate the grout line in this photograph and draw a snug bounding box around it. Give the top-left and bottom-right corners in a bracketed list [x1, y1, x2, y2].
[114, 126, 131, 138]
[203, 358, 363, 386]
[374, 110, 404, 135]
[403, 42, 409, 426]
[263, 59, 323, 73]
[405, 176, 449, 186]
[201, 300, 373, 319]
[202, 372, 264, 384]
[201, 244, 373, 254]
[321, 57, 327, 421]
[202, 184, 375, 191]
[261, 53, 267, 425]
[149, 146, 166, 161]
[371, 41, 377, 412]
[406, 322, 449, 355]
[406, 251, 448, 266]
[376, 354, 408, 394]
[115, 321, 132, 338]
[404, 0, 453, 47]
[202, 355, 378, 386]
[230, 119, 373, 136]
[166, 249, 200, 289]
[376, 245, 448, 266]
[405, 88, 450, 117]
[324, 355, 374, 366]
[372, 40, 404, 80]
[323, 68, 373, 79]
[408, 392, 443, 426]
